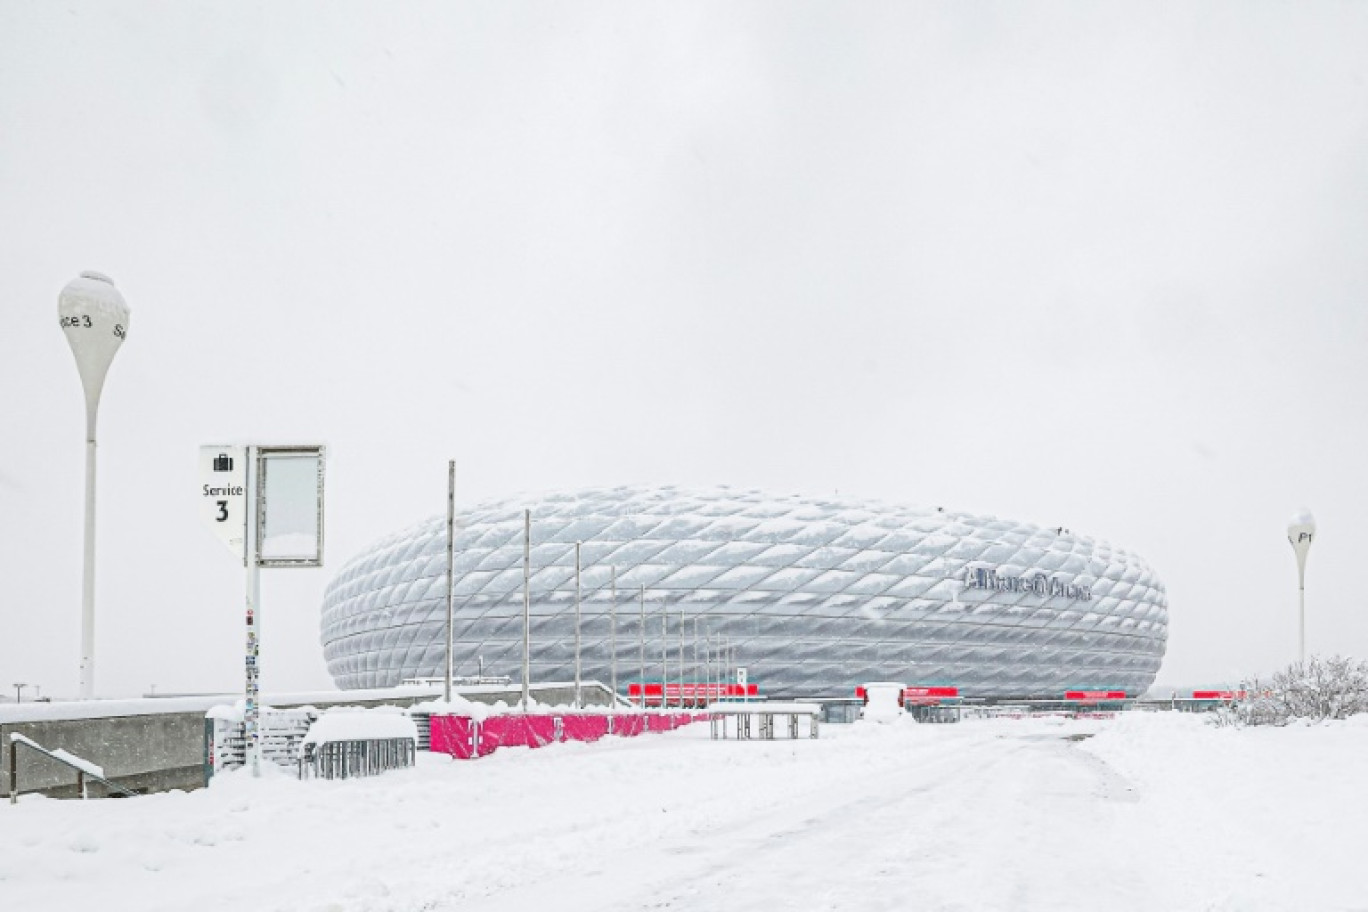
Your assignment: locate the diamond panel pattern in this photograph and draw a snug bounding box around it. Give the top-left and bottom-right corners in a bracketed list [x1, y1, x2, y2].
[320, 486, 1168, 698]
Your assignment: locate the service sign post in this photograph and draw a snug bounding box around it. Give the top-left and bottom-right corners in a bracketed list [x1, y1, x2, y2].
[201, 444, 325, 776]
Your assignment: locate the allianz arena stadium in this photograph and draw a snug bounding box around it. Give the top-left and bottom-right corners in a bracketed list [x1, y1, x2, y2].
[320, 487, 1168, 699]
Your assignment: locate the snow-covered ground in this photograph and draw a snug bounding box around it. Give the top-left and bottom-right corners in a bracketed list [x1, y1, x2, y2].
[3, 712, 1366, 912]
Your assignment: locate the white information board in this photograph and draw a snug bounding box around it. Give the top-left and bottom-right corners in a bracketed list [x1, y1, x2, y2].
[256, 447, 325, 568]
[199, 445, 248, 564]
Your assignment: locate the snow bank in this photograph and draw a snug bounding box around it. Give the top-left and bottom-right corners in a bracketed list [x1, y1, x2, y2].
[6, 715, 1368, 911]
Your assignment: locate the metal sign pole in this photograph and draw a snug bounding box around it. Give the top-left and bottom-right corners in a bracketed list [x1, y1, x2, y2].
[693, 617, 700, 708]
[638, 586, 645, 708]
[610, 566, 617, 711]
[522, 509, 531, 712]
[444, 461, 455, 705]
[245, 447, 262, 777]
[574, 541, 582, 710]
[201, 442, 324, 779]
[707, 632, 713, 704]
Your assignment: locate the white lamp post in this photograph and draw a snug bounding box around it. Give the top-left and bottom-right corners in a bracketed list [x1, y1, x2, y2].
[1287, 509, 1316, 666]
[59, 272, 130, 700]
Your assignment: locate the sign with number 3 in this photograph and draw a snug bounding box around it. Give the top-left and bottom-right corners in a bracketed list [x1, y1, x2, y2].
[200, 445, 248, 563]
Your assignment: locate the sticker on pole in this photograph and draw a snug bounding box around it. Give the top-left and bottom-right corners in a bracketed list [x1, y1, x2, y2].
[200, 445, 248, 564]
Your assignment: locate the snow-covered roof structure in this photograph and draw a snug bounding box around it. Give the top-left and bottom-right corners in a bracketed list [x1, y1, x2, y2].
[320, 486, 1167, 698]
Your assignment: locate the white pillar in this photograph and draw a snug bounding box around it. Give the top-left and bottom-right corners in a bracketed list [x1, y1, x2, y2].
[1287, 510, 1316, 666]
[59, 272, 129, 700]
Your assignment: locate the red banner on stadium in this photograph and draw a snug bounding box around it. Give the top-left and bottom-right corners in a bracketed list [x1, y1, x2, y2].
[903, 686, 960, 705]
[626, 682, 757, 705]
[1064, 690, 1127, 701]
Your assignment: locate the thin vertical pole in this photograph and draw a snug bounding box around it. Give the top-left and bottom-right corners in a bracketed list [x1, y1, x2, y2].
[678, 609, 685, 709]
[79, 433, 96, 699]
[574, 541, 582, 710]
[707, 632, 714, 704]
[693, 617, 700, 708]
[522, 509, 531, 712]
[444, 461, 455, 705]
[660, 597, 668, 709]
[638, 586, 645, 708]
[610, 566, 617, 710]
[245, 447, 262, 777]
[1299, 571, 1306, 666]
[725, 638, 732, 696]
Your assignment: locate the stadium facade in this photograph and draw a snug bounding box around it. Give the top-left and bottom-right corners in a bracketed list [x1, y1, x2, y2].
[320, 486, 1168, 699]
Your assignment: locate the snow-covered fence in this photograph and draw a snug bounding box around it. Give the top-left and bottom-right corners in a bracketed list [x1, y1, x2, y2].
[207, 705, 419, 780]
[297, 708, 418, 780]
[204, 706, 317, 778]
[300, 739, 416, 779]
[708, 703, 821, 740]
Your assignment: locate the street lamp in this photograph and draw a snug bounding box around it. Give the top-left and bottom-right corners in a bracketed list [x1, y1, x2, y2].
[59, 272, 130, 700]
[1287, 509, 1316, 666]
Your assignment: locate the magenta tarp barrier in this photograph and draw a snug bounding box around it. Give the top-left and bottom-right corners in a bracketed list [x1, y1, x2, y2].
[647, 714, 673, 732]
[429, 712, 700, 759]
[610, 714, 645, 737]
[562, 715, 609, 742]
[429, 715, 478, 759]
[478, 716, 555, 753]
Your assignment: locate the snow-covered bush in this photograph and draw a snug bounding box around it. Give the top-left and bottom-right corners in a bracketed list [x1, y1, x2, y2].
[1238, 655, 1368, 726]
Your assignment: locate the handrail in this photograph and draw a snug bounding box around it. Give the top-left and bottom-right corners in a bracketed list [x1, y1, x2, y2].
[8, 733, 137, 803]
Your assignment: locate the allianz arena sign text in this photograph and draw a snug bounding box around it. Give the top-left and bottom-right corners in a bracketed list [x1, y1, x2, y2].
[963, 567, 1094, 601]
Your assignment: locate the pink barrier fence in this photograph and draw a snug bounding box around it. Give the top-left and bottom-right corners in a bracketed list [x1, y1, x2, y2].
[609, 714, 645, 737]
[429, 712, 701, 761]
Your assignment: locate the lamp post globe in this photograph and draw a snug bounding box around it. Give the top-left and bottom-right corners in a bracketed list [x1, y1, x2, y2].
[1286, 509, 1316, 667]
[59, 271, 130, 700]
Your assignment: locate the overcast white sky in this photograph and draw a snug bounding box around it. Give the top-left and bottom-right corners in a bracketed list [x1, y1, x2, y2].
[2, 1, 1365, 699]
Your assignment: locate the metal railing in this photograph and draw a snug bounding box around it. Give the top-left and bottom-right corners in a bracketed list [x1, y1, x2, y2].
[9, 733, 137, 803]
[298, 738, 416, 780]
[708, 706, 821, 741]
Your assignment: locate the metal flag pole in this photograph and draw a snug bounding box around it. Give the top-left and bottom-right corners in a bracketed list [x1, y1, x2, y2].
[444, 461, 455, 705]
[638, 586, 645, 708]
[660, 597, 668, 709]
[522, 509, 531, 712]
[693, 617, 700, 709]
[574, 541, 582, 710]
[707, 631, 714, 705]
[610, 566, 618, 711]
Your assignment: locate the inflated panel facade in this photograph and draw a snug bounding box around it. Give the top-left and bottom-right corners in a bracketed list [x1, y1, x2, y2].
[320, 487, 1168, 698]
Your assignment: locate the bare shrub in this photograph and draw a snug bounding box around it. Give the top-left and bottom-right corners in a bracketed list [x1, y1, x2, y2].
[1238, 655, 1368, 726]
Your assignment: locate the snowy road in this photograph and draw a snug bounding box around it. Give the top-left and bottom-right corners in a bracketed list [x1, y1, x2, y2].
[3, 714, 1366, 911]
